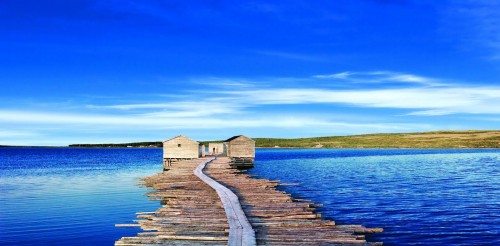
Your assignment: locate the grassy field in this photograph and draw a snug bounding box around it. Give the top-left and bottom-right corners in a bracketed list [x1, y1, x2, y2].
[68, 130, 500, 148]
[254, 130, 500, 148]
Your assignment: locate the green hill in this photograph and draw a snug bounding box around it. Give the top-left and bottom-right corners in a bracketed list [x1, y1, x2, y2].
[69, 130, 500, 148]
[254, 130, 500, 148]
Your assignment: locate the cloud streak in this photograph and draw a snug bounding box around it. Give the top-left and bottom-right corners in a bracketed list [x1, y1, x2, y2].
[313, 71, 443, 86]
[86, 71, 500, 117]
[0, 110, 423, 132]
[1, 71, 498, 145]
[0, 130, 40, 138]
[87, 101, 243, 117]
[219, 86, 500, 115]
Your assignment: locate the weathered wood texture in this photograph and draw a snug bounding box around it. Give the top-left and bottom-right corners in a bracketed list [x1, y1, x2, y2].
[115, 157, 229, 246]
[194, 157, 256, 246]
[163, 135, 200, 159]
[225, 136, 255, 159]
[205, 157, 383, 245]
[117, 156, 382, 245]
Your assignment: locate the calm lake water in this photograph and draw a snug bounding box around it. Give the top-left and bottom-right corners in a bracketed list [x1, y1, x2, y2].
[1, 148, 499, 245]
[0, 148, 162, 245]
[250, 149, 500, 246]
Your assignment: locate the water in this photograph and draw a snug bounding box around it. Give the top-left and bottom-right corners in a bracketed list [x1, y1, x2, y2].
[249, 148, 500, 246]
[0, 148, 162, 245]
[1, 148, 499, 245]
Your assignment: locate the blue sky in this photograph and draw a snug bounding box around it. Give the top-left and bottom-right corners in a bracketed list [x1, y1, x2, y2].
[1, 0, 500, 145]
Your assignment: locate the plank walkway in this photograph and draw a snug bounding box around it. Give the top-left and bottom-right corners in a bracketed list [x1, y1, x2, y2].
[115, 157, 229, 245]
[206, 157, 383, 245]
[116, 156, 382, 245]
[194, 157, 256, 246]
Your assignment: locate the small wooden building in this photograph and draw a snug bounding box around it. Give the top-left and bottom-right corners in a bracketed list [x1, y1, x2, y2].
[208, 142, 227, 156]
[163, 135, 202, 170]
[200, 144, 206, 157]
[224, 135, 255, 168]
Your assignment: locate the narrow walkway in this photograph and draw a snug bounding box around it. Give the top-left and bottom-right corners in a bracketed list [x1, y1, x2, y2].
[194, 156, 256, 246]
[116, 157, 382, 245]
[115, 157, 229, 245]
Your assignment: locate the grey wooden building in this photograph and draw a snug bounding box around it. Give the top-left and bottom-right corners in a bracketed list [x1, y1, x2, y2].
[224, 135, 255, 168]
[163, 135, 203, 170]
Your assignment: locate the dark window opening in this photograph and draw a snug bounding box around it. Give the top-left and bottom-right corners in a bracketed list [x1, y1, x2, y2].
[178, 144, 181, 147]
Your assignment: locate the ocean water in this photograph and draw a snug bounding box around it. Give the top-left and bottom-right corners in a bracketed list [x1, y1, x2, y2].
[249, 148, 500, 246]
[0, 148, 162, 245]
[1, 148, 499, 245]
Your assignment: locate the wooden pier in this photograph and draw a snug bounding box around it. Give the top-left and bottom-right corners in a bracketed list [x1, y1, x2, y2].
[116, 156, 382, 245]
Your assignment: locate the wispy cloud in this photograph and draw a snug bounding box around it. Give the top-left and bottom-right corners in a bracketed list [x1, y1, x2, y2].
[2, 71, 499, 145]
[314, 71, 354, 79]
[189, 77, 259, 88]
[313, 71, 442, 86]
[89, 71, 500, 117]
[0, 110, 422, 132]
[218, 86, 500, 115]
[0, 130, 40, 138]
[87, 101, 244, 118]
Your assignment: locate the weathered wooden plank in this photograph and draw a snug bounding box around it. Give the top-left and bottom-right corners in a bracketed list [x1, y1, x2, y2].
[117, 155, 382, 246]
[205, 157, 383, 245]
[156, 235, 229, 241]
[115, 157, 229, 246]
[194, 157, 257, 246]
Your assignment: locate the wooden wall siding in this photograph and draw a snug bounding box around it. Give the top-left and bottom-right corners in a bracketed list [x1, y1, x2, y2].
[163, 135, 200, 159]
[226, 136, 255, 158]
[200, 145, 206, 157]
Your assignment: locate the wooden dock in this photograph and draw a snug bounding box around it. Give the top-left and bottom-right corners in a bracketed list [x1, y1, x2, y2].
[116, 156, 382, 245]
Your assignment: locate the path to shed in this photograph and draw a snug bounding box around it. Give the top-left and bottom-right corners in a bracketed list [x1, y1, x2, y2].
[195, 156, 256, 246]
[116, 156, 383, 245]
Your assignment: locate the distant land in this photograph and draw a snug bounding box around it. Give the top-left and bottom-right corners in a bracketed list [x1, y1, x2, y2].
[67, 130, 500, 148]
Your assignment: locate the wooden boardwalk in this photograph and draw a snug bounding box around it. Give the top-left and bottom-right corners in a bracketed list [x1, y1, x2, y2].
[194, 157, 256, 245]
[116, 156, 382, 245]
[116, 157, 229, 245]
[206, 157, 383, 245]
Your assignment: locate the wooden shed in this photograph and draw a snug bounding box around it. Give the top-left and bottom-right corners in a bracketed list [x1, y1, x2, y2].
[224, 135, 255, 168]
[163, 135, 201, 170]
[208, 142, 227, 156]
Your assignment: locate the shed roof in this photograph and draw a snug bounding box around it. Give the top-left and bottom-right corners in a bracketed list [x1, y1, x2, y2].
[224, 135, 254, 142]
[163, 135, 199, 144]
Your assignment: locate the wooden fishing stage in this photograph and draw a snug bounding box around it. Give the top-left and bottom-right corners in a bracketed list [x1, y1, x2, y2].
[115, 156, 383, 245]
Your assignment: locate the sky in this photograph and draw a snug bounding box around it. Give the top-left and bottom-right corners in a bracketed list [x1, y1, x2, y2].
[1, 0, 500, 145]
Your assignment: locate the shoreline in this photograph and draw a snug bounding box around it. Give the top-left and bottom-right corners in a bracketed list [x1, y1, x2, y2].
[4, 130, 499, 149]
[252, 130, 500, 149]
[255, 146, 500, 149]
[2, 145, 500, 149]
